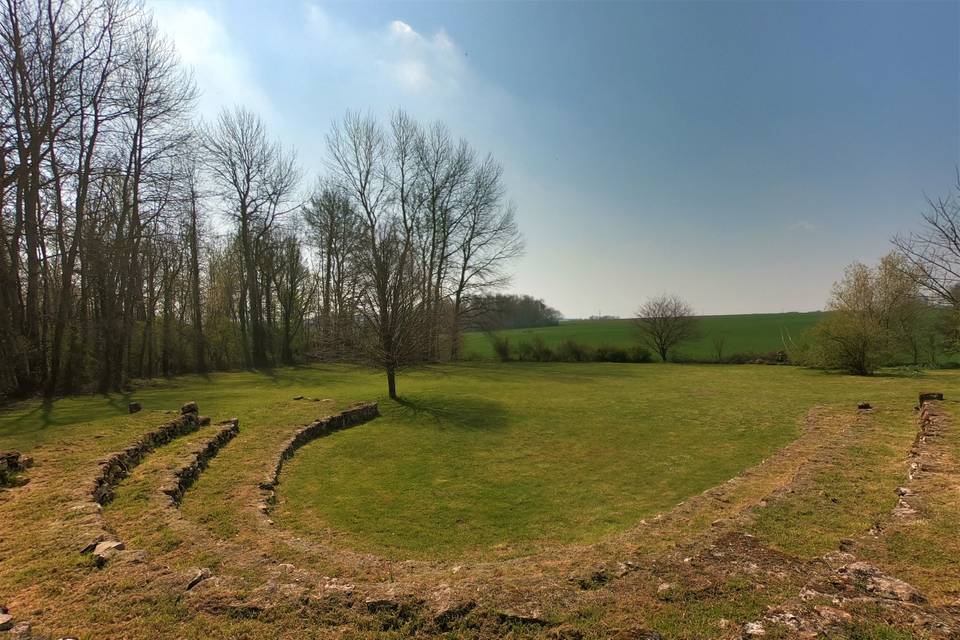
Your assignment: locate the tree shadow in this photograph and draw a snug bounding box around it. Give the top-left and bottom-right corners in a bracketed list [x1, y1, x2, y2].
[391, 393, 511, 431]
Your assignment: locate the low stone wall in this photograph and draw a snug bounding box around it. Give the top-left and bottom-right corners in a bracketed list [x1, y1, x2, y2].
[161, 418, 240, 506]
[258, 402, 379, 514]
[77, 402, 206, 564]
[0, 450, 32, 486]
[92, 403, 206, 505]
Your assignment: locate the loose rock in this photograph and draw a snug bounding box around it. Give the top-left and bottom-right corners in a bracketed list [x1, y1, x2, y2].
[0, 614, 13, 631]
[92, 539, 125, 565]
[840, 562, 925, 603]
[180, 401, 199, 415]
[9, 620, 32, 638]
[128, 402, 142, 414]
[743, 620, 765, 636]
[186, 568, 212, 591]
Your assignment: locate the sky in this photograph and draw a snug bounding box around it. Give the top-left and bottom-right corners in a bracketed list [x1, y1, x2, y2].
[148, 0, 960, 319]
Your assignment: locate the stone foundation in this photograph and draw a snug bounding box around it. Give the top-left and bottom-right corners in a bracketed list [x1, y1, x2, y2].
[258, 403, 379, 513]
[161, 418, 240, 506]
[77, 402, 202, 564]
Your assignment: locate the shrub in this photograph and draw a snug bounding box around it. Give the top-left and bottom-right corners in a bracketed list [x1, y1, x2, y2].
[515, 337, 555, 362]
[531, 337, 555, 361]
[491, 336, 512, 362]
[595, 344, 629, 362]
[628, 346, 653, 363]
[557, 339, 591, 362]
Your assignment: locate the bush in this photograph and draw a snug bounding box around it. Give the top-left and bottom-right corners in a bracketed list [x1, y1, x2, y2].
[491, 335, 512, 362]
[557, 339, 591, 362]
[595, 344, 629, 362]
[628, 346, 653, 363]
[813, 312, 892, 375]
[516, 337, 555, 362]
[511, 340, 652, 364]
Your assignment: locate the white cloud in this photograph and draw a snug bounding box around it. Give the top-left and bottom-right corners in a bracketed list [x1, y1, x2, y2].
[148, 2, 273, 120]
[388, 19, 419, 42]
[304, 5, 465, 95]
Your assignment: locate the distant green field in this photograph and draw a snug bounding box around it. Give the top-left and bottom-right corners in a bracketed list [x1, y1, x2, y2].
[461, 312, 827, 361]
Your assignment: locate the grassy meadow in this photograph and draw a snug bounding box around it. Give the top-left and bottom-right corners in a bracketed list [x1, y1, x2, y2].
[461, 312, 826, 361]
[1, 362, 958, 638]
[0, 361, 942, 560]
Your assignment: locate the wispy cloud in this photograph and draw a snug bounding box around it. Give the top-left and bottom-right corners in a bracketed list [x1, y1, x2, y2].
[148, 2, 274, 120]
[788, 219, 817, 232]
[304, 5, 466, 95]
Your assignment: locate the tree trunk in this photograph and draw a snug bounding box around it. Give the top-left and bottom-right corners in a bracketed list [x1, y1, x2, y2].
[386, 364, 397, 399]
[189, 195, 206, 372]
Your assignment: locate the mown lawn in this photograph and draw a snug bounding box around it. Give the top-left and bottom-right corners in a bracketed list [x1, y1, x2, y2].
[271, 363, 947, 560]
[2, 362, 958, 640]
[0, 362, 951, 563]
[460, 312, 825, 360]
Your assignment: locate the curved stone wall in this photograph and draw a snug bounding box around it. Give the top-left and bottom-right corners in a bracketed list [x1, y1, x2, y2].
[77, 402, 206, 565]
[258, 402, 379, 514]
[161, 418, 240, 506]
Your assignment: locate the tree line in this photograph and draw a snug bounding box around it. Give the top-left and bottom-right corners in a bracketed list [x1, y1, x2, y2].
[0, 0, 521, 400]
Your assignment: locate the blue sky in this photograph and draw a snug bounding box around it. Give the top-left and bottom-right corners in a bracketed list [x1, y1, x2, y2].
[150, 0, 959, 318]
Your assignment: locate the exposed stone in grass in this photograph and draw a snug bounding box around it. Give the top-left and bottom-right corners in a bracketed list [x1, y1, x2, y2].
[293, 395, 304, 400]
[495, 608, 551, 627]
[128, 402, 141, 414]
[0, 613, 13, 631]
[742, 620, 765, 635]
[432, 600, 476, 629]
[186, 568, 212, 591]
[891, 498, 917, 518]
[91, 539, 125, 566]
[813, 605, 851, 624]
[7, 620, 31, 638]
[919, 392, 943, 404]
[180, 401, 198, 415]
[857, 402, 871, 410]
[838, 561, 925, 603]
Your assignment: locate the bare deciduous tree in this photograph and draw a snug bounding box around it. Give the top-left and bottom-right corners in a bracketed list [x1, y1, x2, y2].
[712, 334, 726, 362]
[893, 177, 960, 314]
[0, 0, 522, 399]
[326, 111, 423, 398]
[200, 106, 300, 368]
[634, 294, 698, 362]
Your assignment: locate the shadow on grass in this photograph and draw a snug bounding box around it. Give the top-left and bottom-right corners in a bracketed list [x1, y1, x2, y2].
[391, 393, 510, 431]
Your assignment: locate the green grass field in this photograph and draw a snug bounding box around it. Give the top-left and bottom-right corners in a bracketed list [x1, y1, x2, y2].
[461, 312, 826, 360]
[0, 362, 934, 559]
[273, 362, 933, 560]
[1, 362, 958, 638]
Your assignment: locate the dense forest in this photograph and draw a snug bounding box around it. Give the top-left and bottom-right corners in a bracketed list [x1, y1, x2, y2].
[0, 0, 522, 400]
